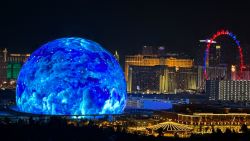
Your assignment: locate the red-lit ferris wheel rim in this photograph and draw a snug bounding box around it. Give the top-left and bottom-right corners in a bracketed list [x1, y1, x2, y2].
[203, 30, 244, 80]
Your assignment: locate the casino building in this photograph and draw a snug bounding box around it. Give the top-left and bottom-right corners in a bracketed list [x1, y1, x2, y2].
[206, 80, 250, 101]
[0, 48, 30, 86]
[125, 46, 196, 93]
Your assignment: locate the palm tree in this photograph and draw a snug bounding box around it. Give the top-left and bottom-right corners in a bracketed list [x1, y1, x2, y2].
[240, 124, 248, 133]
[156, 127, 164, 137]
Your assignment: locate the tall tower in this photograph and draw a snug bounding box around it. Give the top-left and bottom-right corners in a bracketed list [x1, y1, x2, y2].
[114, 50, 119, 62]
[215, 45, 221, 65]
[198, 39, 217, 66]
[231, 65, 237, 80]
[3, 48, 7, 62]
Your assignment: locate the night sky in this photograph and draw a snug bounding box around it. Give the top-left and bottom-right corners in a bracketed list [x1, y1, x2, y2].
[1, 0, 250, 64]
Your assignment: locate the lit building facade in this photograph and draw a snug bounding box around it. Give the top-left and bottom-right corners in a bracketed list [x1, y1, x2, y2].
[240, 65, 250, 80]
[0, 48, 30, 84]
[129, 65, 164, 93]
[241, 71, 250, 80]
[6, 53, 30, 80]
[166, 67, 197, 93]
[206, 66, 227, 80]
[177, 113, 250, 133]
[127, 65, 197, 93]
[0, 49, 7, 83]
[206, 80, 220, 100]
[125, 55, 194, 92]
[206, 80, 250, 101]
[209, 44, 222, 66]
[159, 67, 197, 93]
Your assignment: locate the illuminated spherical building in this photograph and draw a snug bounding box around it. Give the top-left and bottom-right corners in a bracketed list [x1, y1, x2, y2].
[16, 37, 127, 115]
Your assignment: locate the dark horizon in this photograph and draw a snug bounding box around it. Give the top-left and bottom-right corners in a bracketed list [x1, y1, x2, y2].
[1, 0, 250, 61]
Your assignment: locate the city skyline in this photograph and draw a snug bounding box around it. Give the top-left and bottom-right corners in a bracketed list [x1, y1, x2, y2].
[2, 1, 250, 139]
[1, 0, 250, 59]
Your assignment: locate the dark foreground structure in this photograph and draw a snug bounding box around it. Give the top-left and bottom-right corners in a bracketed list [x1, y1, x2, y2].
[1, 117, 250, 141]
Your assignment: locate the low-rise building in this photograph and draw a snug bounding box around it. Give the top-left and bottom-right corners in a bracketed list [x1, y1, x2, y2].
[206, 80, 250, 101]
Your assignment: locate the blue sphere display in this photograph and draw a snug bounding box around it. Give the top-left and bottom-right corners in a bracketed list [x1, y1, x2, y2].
[16, 37, 127, 115]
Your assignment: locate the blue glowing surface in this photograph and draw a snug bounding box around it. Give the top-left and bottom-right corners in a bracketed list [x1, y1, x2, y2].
[16, 37, 127, 115]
